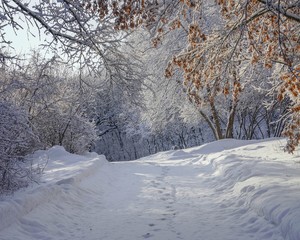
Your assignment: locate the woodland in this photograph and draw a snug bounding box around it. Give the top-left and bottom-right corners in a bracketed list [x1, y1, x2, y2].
[0, 0, 299, 193]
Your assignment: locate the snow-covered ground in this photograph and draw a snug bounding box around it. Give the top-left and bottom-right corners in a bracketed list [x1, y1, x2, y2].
[0, 138, 300, 240]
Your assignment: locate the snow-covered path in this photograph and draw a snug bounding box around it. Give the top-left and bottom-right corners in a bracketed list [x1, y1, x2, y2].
[100, 160, 256, 240]
[1, 139, 300, 240]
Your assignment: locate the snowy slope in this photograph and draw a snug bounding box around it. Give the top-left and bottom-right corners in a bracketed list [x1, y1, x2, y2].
[0, 147, 108, 233]
[0, 138, 300, 240]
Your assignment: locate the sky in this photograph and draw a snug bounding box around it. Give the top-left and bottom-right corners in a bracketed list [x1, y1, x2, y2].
[2, 0, 52, 56]
[5, 26, 42, 54]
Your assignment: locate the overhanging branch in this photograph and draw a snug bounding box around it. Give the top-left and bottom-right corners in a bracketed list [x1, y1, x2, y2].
[257, 0, 300, 23]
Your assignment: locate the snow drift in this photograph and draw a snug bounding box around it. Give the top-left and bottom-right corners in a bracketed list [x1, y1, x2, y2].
[186, 138, 300, 240]
[0, 146, 107, 233]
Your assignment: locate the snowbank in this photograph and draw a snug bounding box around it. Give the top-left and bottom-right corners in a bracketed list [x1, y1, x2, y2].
[0, 146, 107, 232]
[187, 138, 300, 240]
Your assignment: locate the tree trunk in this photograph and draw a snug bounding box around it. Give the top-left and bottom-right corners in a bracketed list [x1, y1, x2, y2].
[209, 97, 224, 139]
[225, 101, 238, 138]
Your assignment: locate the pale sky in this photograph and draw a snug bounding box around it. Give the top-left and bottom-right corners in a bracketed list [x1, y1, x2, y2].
[4, 24, 46, 55]
[3, 0, 50, 55]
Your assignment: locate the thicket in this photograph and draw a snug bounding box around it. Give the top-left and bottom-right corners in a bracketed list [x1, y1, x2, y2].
[0, 55, 98, 193]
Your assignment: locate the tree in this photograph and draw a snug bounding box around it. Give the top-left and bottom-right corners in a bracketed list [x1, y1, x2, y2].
[1, 0, 142, 88]
[126, 29, 210, 154]
[89, 0, 300, 151]
[0, 52, 99, 154]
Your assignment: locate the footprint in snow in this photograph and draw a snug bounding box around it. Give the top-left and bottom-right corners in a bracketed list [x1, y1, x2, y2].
[142, 233, 154, 238]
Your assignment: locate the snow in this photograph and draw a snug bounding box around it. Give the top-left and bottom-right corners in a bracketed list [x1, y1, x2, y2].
[0, 138, 300, 240]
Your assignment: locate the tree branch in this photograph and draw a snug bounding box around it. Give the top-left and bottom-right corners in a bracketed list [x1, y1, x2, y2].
[257, 0, 300, 23]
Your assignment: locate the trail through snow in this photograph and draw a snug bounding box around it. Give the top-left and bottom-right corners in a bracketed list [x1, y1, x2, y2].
[1, 139, 300, 240]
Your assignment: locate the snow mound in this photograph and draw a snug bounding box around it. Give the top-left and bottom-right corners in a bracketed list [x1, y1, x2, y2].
[191, 138, 300, 240]
[186, 138, 268, 155]
[0, 146, 107, 232]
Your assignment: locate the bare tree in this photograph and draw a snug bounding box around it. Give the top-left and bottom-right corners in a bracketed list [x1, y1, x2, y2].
[1, 0, 144, 87]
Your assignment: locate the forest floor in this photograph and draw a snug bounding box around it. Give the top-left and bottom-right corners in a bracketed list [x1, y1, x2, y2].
[1, 138, 300, 240]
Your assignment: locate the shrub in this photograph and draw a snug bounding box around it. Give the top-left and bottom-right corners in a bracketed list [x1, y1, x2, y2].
[0, 101, 39, 194]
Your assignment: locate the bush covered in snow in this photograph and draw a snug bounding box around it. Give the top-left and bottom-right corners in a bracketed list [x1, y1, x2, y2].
[0, 101, 39, 194]
[33, 109, 98, 154]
